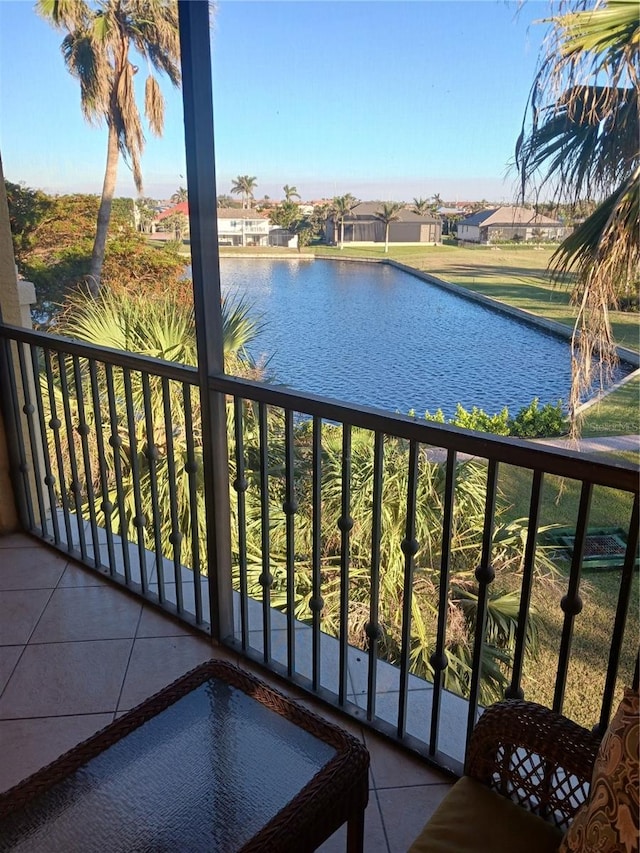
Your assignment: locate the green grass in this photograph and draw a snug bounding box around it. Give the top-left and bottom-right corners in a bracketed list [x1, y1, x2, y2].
[496, 457, 639, 725]
[580, 378, 640, 438]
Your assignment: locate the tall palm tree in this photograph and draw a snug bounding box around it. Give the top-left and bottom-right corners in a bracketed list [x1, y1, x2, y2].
[230, 175, 258, 209]
[517, 0, 639, 427]
[331, 193, 359, 249]
[38, 0, 181, 296]
[282, 184, 300, 202]
[170, 186, 188, 204]
[375, 202, 403, 253]
[412, 197, 430, 216]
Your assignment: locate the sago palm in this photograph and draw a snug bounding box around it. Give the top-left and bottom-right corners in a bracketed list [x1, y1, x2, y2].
[43, 287, 260, 571]
[38, 0, 181, 295]
[517, 0, 639, 427]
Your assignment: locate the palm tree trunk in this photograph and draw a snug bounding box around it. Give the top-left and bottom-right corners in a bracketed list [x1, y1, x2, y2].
[340, 219, 344, 249]
[88, 122, 119, 296]
[385, 224, 389, 253]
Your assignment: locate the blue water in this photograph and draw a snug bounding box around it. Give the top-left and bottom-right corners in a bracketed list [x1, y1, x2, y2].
[216, 258, 627, 418]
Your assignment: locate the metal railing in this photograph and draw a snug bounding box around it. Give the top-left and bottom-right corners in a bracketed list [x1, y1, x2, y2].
[1, 322, 638, 773]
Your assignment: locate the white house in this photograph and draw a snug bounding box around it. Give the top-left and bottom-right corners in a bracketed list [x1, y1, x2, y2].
[457, 206, 567, 244]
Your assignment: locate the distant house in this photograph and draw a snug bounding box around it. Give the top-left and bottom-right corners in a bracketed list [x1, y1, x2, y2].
[325, 202, 441, 246]
[154, 205, 273, 247]
[457, 206, 566, 244]
[216, 208, 271, 247]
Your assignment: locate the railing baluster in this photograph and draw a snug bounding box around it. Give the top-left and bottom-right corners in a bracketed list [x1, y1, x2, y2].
[398, 439, 419, 738]
[338, 424, 353, 707]
[232, 397, 248, 646]
[88, 360, 116, 575]
[553, 481, 592, 715]
[142, 372, 165, 602]
[366, 431, 384, 721]
[183, 383, 204, 625]
[465, 458, 499, 752]
[506, 469, 544, 700]
[284, 408, 297, 677]
[162, 377, 184, 613]
[0, 338, 33, 529]
[429, 448, 457, 755]
[596, 493, 639, 735]
[58, 352, 87, 559]
[123, 368, 148, 594]
[105, 364, 132, 585]
[31, 345, 60, 544]
[311, 415, 323, 692]
[43, 349, 72, 548]
[16, 342, 47, 536]
[258, 402, 272, 662]
[72, 355, 101, 567]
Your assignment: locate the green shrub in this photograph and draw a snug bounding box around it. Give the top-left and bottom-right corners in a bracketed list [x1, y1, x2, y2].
[421, 398, 567, 438]
[449, 403, 511, 435]
[509, 398, 566, 438]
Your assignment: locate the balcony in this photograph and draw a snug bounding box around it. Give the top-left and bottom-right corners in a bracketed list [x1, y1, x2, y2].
[0, 2, 637, 847]
[0, 533, 454, 852]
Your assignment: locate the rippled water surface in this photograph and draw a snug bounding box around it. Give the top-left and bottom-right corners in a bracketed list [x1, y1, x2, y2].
[218, 258, 625, 417]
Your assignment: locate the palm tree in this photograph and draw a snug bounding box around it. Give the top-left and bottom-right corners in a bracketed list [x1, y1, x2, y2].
[331, 194, 359, 249]
[38, 0, 181, 296]
[230, 176, 258, 209]
[375, 202, 403, 253]
[517, 0, 639, 428]
[170, 186, 188, 204]
[412, 197, 430, 216]
[217, 194, 235, 208]
[282, 184, 300, 202]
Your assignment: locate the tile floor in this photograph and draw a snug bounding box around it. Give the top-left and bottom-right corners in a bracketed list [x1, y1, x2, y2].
[0, 532, 454, 852]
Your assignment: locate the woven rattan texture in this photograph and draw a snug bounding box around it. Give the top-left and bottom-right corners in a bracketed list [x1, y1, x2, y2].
[466, 700, 601, 831]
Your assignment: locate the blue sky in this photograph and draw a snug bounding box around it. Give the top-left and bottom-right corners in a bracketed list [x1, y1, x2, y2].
[0, 0, 554, 202]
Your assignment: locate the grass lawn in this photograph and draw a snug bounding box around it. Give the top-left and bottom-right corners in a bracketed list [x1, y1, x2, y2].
[580, 377, 640, 438]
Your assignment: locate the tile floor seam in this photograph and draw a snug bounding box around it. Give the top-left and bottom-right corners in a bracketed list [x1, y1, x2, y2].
[0, 710, 121, 722]
[20, 585, 57, 647]
[113, 635, 139, 714]
[371, 786, 392, 853]
[0, 646, 27, 704]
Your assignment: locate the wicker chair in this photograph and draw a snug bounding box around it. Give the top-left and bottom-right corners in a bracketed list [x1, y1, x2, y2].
[409, 699, 602, 853]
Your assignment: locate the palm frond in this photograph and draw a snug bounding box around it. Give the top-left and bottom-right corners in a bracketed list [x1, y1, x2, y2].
[144, 74, 165, 136]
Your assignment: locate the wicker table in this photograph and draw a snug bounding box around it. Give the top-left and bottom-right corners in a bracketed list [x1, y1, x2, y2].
[0, 660, 369, 852]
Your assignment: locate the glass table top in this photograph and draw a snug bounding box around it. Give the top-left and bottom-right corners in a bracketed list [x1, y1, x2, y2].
[0, 678, 337, 852]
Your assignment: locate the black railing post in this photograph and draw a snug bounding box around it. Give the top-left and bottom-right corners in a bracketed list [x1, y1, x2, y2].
[178, 0, 234, 641]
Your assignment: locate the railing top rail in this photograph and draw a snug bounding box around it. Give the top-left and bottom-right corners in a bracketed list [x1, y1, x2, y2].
[2, 321, 637, 494]
[0, 322, 198, 385]
[208, 374, 639, 494]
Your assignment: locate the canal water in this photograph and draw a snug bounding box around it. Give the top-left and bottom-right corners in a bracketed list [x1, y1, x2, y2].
[212, 258, 627, 418]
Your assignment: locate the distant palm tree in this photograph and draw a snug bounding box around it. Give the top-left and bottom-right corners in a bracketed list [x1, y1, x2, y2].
[431, 193, 443, 209]
[170, 186, 188, 204]
[412, 197, 430, 216]
[38, 0, 181, 295]
[283, 184, 300, 202]
[217, 195, 235, 208]
[375, 202, 404, 253]
[231, 176, 258, 209]
[331, 194, 359, 249]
